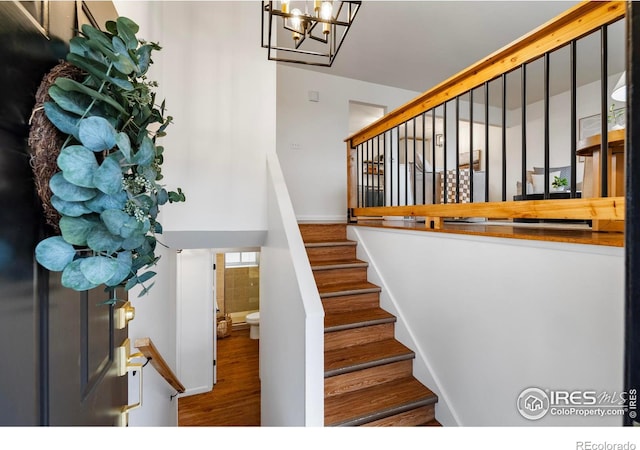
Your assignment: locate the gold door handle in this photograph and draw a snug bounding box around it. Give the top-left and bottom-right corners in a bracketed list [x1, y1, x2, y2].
[115, 338, 145, 426]
[115, 302, 135, 330]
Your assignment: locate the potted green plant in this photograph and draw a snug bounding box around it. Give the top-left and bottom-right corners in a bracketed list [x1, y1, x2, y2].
[608, 103, 625, 130]
[29, 17, 185, 303]
[551, 175, 568, 192]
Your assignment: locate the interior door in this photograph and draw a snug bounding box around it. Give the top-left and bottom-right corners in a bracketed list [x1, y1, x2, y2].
[0, 0, 128, 426]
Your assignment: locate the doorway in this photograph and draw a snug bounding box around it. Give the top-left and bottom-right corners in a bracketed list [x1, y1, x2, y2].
[215, 250, 260, 328]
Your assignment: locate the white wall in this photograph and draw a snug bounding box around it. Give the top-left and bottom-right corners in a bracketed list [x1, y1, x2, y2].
[127, 246, 179, 427]
[277, 65, 421, 222]
[113, 0, 277, 426]
[349, 225, 624, 426]
[261, 153, 324, 426]
[176, 249, 214, 396]
[139, 0, 275, 235]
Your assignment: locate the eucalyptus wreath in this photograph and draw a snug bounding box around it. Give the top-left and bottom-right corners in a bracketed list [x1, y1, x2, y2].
[32, 17, 185, 302]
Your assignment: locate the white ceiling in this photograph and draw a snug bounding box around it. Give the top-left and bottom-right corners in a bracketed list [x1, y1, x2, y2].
[278, 1, 628, 135]
[284, 0, 583, 93]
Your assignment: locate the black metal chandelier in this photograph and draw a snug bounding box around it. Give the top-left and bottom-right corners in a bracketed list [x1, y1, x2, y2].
[261, 1, 361, 67]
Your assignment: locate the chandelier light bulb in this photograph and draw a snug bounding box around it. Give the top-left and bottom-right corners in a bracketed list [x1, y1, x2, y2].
[320, 1, 333, 19]
[321, 1, 332, 33]
[291, 8, 303, 40]
[281, 0, 289, 14]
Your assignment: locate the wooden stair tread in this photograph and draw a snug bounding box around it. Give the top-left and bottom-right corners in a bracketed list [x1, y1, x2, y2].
[304, 239, 357, 247]
[311, 259, 368, 271]
[318, 281, 381, 298]
[325, 377, 438, 426]
[325, 308, 396, 332]
[325, 338, 414, 377]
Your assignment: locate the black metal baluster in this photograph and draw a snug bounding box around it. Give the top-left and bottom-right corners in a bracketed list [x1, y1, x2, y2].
[376, 134, 381, 207]
[570, 40, 578, 198]
[390, 127, 395, 206]
[422, 112, 426, 205]
[443, 102, 448, 204]
[522, 63, 528, 201]
[367, 140, 372, 206]
[413, 117, 417, 205]
[455, 97, 460, 203]
[544, 52, 550, 200]
[404, 121, 408, 205]
[470, 89, 474, 203]
[600, 24, 609, 197]
[356, 143, 361, 207]
[383, 131, 387, 206]
[432, 110, 437, 205]
[502, 73, 507, 201]
[397, 126, 401, 206]
[485, 81, 490, 202]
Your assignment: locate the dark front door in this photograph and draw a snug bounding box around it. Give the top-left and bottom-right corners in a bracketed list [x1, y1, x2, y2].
[0, 1, 127, 426]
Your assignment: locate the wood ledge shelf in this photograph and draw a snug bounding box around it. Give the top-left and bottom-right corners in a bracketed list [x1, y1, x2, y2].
[135, 337, 186, 393]
[352, 219, 623, 248]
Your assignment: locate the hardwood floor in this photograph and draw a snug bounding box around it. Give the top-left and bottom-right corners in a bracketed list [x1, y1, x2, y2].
[178, 328, 260, 426]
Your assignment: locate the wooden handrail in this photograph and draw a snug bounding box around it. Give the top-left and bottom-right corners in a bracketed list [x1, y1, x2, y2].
[345, 0, 625, 149]
[352, 197, 625, 226]
[135, 337, 186, 394]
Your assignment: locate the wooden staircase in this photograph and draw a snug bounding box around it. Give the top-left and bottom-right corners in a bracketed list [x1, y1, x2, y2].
[299, 223, 440, 427]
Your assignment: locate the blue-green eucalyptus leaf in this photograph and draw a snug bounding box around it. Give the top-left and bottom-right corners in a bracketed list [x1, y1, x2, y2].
[57, 145, 98, 188]
[157, 188, 168, 205]
[66, 52, 108, 79]
[62, 259, 99, 291]
[35, 236, 76, 272]
[78, 117, 117, 152]
[59, 215, 99, 246]
[139, 165, 157, 182]
[87, 223, 124, 254]
[137, 271, 156, 284]
[115, 132, 132, 162]
[124, 275, 138, 291]
[121, 233, 146, 251]
[135, 135, 155, 166]
[153, 221, 163, 234]
[138, 281, 156, 297]
[112, 36, 128, 55]
[105, 251, 133, 287]
[51, 195, 93, 217]
[93, 158, 123, 196]
[113, 52, 137, 75]
[69, 36, 104, 63]
[81, 23, 113, 49]
[149, 205, 158, 220]
[84, 191, 127, 213]
[116, 17, 139, 49]
[48, 85, 93, 116]
[136, 45, 152, 75]
[80, 256, 118, 285]
[50, 172, 97, 202]
[43, 102, 80, 139]
[54, 77, 126, 115]
[108, 76, 134, 91]
[105, 20, 118, 35]
[138, 218, 151, 234]
[101, 209, 139, 238]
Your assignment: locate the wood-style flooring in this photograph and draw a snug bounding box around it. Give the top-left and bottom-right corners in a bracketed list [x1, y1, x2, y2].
[178, 328, 260, 426]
